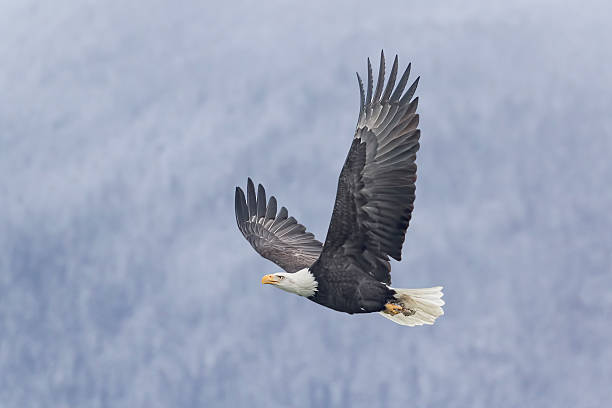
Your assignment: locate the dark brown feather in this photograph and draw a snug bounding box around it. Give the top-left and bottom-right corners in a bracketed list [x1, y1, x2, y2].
[235, 179, 322, 273]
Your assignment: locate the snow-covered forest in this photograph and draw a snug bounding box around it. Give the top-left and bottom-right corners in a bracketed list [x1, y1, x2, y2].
[2, 1, 611, 407]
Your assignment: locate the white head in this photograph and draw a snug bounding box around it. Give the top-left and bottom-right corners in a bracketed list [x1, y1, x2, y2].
[261, 268, 318, 297]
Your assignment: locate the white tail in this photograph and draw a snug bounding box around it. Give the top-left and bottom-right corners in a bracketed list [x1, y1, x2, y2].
[379, 286, 444, 326]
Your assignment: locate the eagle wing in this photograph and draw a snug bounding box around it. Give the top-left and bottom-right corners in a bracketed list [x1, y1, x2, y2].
[317, 51, 421, 285]
[235, 178, 323, 273]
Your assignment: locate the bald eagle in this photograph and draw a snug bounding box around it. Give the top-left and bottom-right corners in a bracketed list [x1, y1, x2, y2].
[235, 52, 444, 326]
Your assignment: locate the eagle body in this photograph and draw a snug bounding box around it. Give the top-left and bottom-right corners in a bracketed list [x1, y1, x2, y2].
[235, 52, 445, 326]
[309, 261, 395, 314]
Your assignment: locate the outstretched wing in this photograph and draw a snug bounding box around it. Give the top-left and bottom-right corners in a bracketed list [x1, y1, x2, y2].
[235, 178, 323, 273]
[317, 51, 421, 285]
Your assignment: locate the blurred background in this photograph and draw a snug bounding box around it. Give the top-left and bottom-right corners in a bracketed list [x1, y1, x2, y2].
[2, 1, 611, 407]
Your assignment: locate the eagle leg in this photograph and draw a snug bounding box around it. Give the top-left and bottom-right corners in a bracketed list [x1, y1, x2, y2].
[383, 303, 403, 315]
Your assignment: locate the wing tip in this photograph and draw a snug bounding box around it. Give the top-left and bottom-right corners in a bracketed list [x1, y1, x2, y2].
[235, 185, 249, 225]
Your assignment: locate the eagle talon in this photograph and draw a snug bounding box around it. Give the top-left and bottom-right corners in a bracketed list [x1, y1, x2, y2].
[384, 303, 403, 315]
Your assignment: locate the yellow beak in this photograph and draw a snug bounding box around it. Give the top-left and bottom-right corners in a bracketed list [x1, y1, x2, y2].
[261, 274, 278, 285]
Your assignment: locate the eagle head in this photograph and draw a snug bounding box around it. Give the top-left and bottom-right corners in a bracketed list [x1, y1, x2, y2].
[261, 269, 317, 297]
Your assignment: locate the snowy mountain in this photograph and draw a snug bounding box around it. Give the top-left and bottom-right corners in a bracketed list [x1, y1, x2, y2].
[2, 1, 611, 407]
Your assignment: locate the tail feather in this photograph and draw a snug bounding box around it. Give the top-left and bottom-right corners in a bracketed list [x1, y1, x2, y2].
[379, 286, 444, 326]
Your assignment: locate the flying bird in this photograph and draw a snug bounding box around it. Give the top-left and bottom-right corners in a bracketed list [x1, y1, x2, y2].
[235, 52, 444, 326]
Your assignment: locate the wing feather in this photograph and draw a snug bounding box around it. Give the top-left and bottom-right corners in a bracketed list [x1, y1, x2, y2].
[265, 196, 277, 221]
[235, 179, 323, 273]
[356, 73, 365, 114]
[316, 52, 422, 284]
[372, 50, 386, 104]
[256, 184, 267, 219]
[366, 58, 373, 106]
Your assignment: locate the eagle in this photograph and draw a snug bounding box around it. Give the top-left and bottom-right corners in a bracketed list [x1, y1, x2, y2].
[235, 52, 444, 326]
